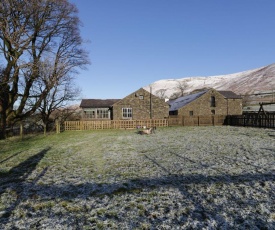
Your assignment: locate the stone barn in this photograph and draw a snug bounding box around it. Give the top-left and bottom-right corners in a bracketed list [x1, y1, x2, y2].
[169, 88, 243, 116]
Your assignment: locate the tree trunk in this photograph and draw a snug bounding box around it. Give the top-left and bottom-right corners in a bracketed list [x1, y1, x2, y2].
[0, 69, 11, 140]
[0, 93, 8, 140]
[0, 113, 6, 140]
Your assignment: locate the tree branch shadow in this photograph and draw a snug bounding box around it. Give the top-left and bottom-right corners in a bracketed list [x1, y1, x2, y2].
[20, 171, 274, 228]
[0, 147, 274, 228]
[0, 147, 50, 221]
[0, 151, 23, 164]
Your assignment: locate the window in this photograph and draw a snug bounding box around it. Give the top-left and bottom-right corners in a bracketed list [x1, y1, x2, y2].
[84, 108, 110, 119]
[210, 96, 216, 107]
[189, 111, 193, 116]
[85, 110, 95, 118]
[139, 95, 144, 99]
[97, 109, 109, 119]
[122, 108, 132, 119]
[211, 110, 215, 115]
[169, 110, 178, 116]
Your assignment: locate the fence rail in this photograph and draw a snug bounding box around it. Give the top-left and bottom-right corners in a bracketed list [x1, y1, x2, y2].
[64, 116, 227, 131]
[64, 119, 169, 131]
[227, 113, 275, 128]
[4, 114, 274, 137]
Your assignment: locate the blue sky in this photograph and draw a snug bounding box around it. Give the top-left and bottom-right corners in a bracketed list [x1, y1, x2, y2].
[70, 0, 275, 99]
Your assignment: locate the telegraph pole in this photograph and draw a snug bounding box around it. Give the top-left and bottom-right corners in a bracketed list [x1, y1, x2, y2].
[150, 86, 152, 119]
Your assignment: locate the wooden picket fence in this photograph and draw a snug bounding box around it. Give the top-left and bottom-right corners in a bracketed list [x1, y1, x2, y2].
[64, 119, 169, 131]
[63, 116, 227, 131]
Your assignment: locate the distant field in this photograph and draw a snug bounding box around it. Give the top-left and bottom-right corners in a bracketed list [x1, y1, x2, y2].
[0, 126, 274, 229]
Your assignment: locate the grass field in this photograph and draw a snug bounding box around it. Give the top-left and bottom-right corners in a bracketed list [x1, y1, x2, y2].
[0, 126, 274, 229]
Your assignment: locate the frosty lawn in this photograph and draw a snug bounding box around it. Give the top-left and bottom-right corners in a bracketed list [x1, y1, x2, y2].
[0, 126, 274, 229]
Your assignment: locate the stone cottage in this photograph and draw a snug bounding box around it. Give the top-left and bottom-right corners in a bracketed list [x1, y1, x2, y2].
[80, 88, 169, 120]
[112, 88, 169, 120]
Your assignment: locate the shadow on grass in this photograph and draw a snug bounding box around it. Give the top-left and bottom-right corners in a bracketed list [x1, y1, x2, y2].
[0, 147, 274, 228]
[29, 172, 275, 197]
[0, 147, 50, 221]
[261, 148, 275, 155]
[15, 171, 274, 228]
[0, 151, 22, 164]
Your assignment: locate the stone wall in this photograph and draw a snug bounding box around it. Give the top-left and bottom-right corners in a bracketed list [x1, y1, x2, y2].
[178, 89, 242, 116]
[112, 88, 169, 120]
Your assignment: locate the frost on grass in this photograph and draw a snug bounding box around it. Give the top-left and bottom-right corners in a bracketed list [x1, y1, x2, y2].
[0, 126, 274, 229]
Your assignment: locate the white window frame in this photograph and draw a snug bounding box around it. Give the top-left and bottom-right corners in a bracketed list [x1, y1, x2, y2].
[84, 108, 110, 119]
[122, 108, 132, 119]
[84, 109, 96, 119]
[97, 108, 109, 119]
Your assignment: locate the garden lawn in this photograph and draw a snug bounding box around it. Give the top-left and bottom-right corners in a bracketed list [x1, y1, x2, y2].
[0, 126, 275, 229]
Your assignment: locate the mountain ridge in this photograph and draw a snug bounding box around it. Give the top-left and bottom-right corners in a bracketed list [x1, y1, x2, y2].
[143, 63, 275, 99]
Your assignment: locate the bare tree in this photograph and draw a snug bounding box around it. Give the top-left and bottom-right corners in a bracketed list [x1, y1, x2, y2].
[169, 80, 188, 99]
[39, 76, 81, 134]
[25, 55, 82, 134]
[175, 80, 188, 97]
[0, 0, 89, 139]
[155, 89, 167, 99]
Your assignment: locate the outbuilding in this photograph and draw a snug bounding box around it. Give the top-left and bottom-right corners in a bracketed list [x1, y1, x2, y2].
[169, 88, 243, 116]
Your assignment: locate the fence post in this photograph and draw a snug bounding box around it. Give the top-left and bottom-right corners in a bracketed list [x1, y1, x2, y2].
[56, 119, 60, 134]
[43, 123, 47, 136]
[20, 121, 23, 140]
[55, 120, 58, 134]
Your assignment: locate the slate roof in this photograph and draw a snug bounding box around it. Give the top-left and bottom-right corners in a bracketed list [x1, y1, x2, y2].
[168, 89, 242, 111]
[168, 91, 207, 111]
[218, 91, 242, 99]
[80, 99, 120, 108]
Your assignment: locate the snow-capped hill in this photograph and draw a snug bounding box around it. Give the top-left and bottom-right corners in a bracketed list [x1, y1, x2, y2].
[143, 64, 275, 99]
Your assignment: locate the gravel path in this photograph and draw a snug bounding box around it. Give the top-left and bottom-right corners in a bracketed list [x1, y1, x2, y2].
[0, 126, 274, 229]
